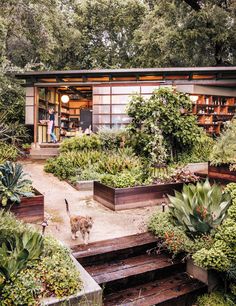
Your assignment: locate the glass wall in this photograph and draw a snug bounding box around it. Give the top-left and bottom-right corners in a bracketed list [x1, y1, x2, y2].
[92, 84, 161, 130]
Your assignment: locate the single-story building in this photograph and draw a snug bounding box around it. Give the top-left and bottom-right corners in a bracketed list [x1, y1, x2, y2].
[16, 67, 236, 144]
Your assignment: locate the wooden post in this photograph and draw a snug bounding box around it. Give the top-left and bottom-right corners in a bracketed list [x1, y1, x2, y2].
[33, 86, 38, 145]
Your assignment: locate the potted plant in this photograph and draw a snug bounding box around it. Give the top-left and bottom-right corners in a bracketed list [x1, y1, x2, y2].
[0, 161, 44, 222]
[22, 143, 31, 154]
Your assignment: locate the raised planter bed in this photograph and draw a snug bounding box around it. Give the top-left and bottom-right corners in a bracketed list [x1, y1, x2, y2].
[187, 258, 220, 292]
[208, 162, 236, 183]
[42, 253, 102, 306]
[5, 189, 44, 222]
[76, 180, 98, 192]
[93, 181, 184, 211]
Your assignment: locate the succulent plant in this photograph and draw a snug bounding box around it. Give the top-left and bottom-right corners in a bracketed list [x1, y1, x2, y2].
[168, 180, 231, 236]
[0, 161, 34, 206]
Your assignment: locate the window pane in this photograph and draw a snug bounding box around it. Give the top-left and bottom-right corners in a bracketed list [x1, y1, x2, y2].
[25, 106, 34, 125]
[112, 86, 140, 94]
[93, 95, 110, 104]
[112, 95, 133, 104]
[112, 115, 130, 124]
[93, 115, 110, 124]
[93, 86, 110, 95]
[93, 105, 110, 114]
[141, 86, 160, 94]
[112, 104, 127, 114]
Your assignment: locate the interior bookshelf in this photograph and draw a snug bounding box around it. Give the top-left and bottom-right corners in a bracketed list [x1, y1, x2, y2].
[191, 95, 236, 135]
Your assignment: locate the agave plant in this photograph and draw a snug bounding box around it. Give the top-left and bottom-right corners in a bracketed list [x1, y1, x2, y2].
[0, 231, 43, 285]
[0, 161, 34, 206]
[168, 180, 231, 236]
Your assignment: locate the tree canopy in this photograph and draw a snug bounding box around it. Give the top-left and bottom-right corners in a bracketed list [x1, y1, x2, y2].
[0, 0, 235, 70]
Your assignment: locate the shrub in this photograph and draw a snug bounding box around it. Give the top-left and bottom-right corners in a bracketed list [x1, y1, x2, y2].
[168, 180, 231, 236]
[0, 212, 82, 305]
[60, 134, 102, 153]
[97, 126, 128, 150]
[44, 150, 103, 180]
[127, 88, 203, 164]
[210, 119, 236, 168]
[148, 211, 214, 255]
[197, 292, 234, 306]
[0, 161, 34, 206]
[192, 182, 236, 271]
[0, 142, 19, 164]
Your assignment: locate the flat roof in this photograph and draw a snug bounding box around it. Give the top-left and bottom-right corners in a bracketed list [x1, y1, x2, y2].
[15, 66, 236, 79]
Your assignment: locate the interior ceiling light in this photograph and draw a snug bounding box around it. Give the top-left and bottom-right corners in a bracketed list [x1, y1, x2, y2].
[61, 94, 70, 103]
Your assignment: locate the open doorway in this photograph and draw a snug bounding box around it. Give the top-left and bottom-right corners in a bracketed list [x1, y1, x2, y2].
[37, 85, 93, 143]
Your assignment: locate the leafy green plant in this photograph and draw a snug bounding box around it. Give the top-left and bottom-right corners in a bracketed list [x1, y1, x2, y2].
[97, 126, 129, 150]
[60, 134, 102, 153]
[127, 88, 203, 164]
[0, 161, 34, 206]
[148, 211, 214, 255]
[0, 231, 43, 285]
[210, 119, 236, 168]
[168, 180, 231, 236]
[197, 292, 234, 306]
[101, 169, 143, 188]
[0, 142, 19, 165]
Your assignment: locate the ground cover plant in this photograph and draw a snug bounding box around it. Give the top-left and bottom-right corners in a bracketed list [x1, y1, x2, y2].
[148, 181, 236, 303]
[0, 210, 82, 305]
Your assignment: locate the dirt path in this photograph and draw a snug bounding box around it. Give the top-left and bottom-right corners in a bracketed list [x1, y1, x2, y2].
[22, 160, 159, 247]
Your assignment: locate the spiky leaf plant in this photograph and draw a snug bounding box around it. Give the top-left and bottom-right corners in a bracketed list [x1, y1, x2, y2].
[0, 161, 34, 206]
[168, 180, 231, 236]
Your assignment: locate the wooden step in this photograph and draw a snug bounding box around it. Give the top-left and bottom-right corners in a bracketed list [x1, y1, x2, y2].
[86, 253, 185, 292]
[39, 143, 60, 148]
[104, 272, 207, 306]
[71, 232, 157, 266]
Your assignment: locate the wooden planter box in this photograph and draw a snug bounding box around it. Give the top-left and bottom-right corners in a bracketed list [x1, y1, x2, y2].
[6, 189, 44, 223]
[208, 162, 236, 183]
[187, 258, 220, 292]
[93, 181, 184, 211]
[42, 255, 102, 306]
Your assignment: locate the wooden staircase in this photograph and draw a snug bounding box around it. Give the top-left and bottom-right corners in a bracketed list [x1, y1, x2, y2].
[71, 233, 207, 306]
[30, 143, 60, 160]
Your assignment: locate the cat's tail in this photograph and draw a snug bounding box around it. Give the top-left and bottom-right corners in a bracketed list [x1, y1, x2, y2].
[65, 199, 71, 217]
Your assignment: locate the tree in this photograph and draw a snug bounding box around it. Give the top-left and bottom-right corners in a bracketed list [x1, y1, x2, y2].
[127, 88, 203, 164]
[132, 0, 236, 67]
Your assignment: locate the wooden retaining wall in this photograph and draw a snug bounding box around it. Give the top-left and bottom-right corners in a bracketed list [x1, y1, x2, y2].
[93, 181, 184, 211]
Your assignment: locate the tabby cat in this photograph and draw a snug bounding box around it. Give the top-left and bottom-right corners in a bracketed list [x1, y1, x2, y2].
[65, 199, 93, 244]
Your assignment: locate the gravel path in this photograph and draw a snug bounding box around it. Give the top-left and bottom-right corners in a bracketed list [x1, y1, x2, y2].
[22, 160, 159, 247]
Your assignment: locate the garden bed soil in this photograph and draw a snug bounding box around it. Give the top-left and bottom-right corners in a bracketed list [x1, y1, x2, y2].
[208, 163, 236, 183]
[7, 189, 44, 222]
[42, 254, 102, 306]
[93, 181, 184, 211]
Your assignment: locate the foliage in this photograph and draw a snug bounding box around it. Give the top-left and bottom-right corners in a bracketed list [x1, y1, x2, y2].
[101, 168, 143, 188]
[97, 126, 129, 150]
[196, 291, 234, 306]
[0, 212, 82, 305]
[59, 134, 102, 153]
[127, 88, 203, 164]
[192, 183, 236, 271]
[0, 161, 34, 206]
[148, 211, 214, 255]
[45, 148, 144, 187]
[177, 133, 214, 164]
[210, 119, 236, 169]
[0, 142, 19, 164]
[168, 180, 231, 236]
[0, 231, 43, 283]
[44, 150, 103, 180]
[151, 166, 199, 184]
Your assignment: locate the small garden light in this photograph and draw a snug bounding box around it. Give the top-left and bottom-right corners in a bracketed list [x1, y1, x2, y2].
[41, 220, 48, 235]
